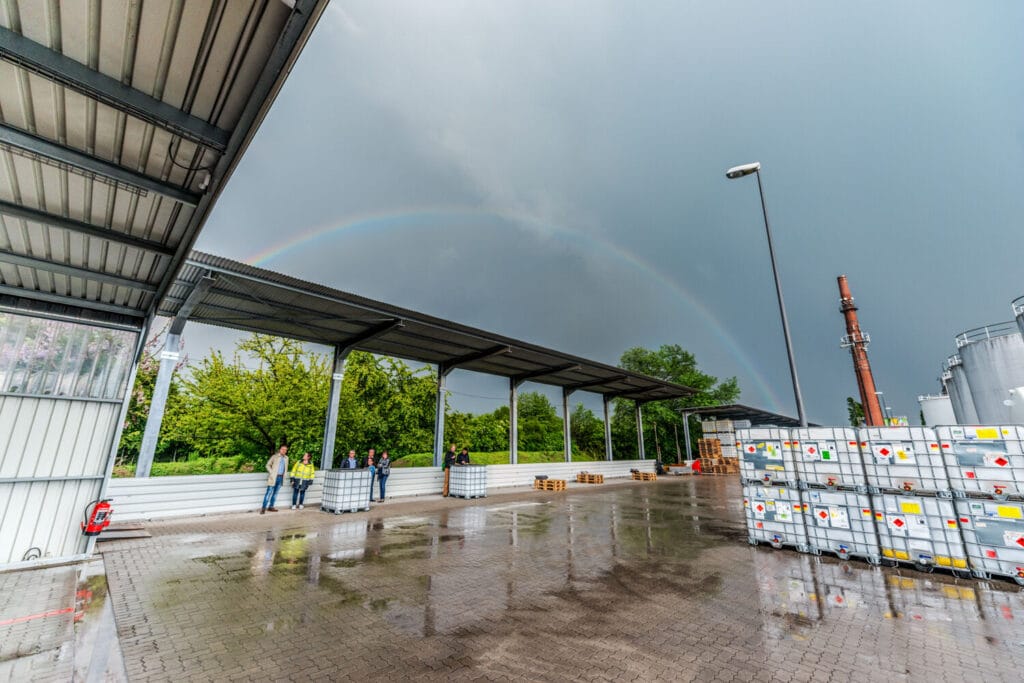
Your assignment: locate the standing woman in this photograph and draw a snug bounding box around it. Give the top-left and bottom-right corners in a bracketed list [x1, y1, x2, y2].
[365, 449, 376, 502]
[377, 450, 392, 501]
[290, 452, 315, 509]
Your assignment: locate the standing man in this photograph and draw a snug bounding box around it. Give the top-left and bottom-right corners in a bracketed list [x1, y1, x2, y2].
[261, 444, 288, 514]
[456, 447, 471, 465]
[377, 450, 392, 502]
[341, 450, 359, 469]
[442, 444, 457, 496]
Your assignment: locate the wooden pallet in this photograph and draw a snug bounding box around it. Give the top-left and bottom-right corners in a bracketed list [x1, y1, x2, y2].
[576, 473, 604, 484]
[697, 438, 722, 457]
[631, 471, 657, 481]
[534, 478, 567, 491]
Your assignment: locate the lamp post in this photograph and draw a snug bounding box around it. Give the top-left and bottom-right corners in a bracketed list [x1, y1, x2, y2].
[874, 391, 893, 424]
[726, 162, 807, 427]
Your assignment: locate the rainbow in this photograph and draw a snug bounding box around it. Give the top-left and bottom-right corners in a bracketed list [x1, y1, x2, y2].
[244, 207, 783, 410]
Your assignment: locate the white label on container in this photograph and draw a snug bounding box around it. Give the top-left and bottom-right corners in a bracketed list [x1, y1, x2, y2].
[829, 507, 850, 530]
[894, 443, 915, 464]
[910, 517, 931, 540]
[814, 507, 831, 527]
[909, 539, 932, 552]
[887, 516, 908, 535]
[1003, 531, 1024, 550]
[776, 502, 792, 522]
[873, 443, 894, 462]
[752, 501, 767, 519]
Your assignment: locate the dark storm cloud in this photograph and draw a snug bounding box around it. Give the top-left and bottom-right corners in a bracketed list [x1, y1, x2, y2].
[196, 0, 1024, 423]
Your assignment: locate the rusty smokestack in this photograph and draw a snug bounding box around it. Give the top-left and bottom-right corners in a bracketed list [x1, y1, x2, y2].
[838, 275, 885, 426]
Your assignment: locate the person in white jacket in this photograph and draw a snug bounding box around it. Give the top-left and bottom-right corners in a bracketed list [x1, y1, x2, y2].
[261, 445, 289, 514]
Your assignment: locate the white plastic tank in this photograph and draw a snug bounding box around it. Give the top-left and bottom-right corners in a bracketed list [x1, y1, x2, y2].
[917, 394, 956, 426]
[1015, 296, 1024, 340]
[956, 322, 1024, 425]
[946, 355, 979, 424]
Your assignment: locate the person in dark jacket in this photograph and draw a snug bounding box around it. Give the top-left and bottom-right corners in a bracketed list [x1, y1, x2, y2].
[456, 448, 471, 465]
[341, 450, 359, 469]
[442, 444, 457, 496]
[377, 450, 392, 501]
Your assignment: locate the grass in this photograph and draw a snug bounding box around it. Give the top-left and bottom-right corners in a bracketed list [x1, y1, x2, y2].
[392, 451, 604, 467]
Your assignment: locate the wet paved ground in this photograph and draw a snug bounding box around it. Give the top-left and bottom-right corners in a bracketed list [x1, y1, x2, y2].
[4, 476, 1024, 681]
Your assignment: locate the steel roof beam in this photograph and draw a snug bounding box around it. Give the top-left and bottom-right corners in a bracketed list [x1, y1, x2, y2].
[0, 284, 145, 318]
[568, 374, 628, 392]
[0, 248, 157, 292]
[0, 27, 229, 151]
[0, 124, 201, 206]
[168, 274, 216, 335]
[337, 319, 404, 351]
[513, 363, 581, 386]
[440, 345, 511, 375]
[0, 200, 175, 256]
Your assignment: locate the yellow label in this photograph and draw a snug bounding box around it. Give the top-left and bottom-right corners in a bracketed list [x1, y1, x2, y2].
[976, 428, 999, 439]
[767, 464, 784, 471]
[900, 501, 923, 515]
[996, 505, 1023, 519]
[882, 548, 895, 558]
[953, 558, 967, 569]
[894, 550, 910, 560]
[936, 556, 952, 567]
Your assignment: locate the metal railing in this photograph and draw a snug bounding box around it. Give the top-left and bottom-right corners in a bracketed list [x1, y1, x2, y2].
[947, 354, 962, 368]
[955, 321, 1020, 347]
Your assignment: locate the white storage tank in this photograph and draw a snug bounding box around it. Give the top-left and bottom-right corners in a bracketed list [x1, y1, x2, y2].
[946, 354, 979, 424]
[956, 322, 1024, 425]
[917, 394, 956, 426]
[1014, 295, 1024, 340]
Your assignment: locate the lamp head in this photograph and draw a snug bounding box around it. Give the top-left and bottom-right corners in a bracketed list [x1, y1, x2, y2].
[725, 162, 761, 179]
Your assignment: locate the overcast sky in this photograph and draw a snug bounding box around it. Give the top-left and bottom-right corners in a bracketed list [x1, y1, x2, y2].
[186, 0, 1024, 425]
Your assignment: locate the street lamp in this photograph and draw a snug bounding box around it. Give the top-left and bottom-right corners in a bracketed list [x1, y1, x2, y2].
[726, 161, 808, 427]
[874, 391, 893, 424]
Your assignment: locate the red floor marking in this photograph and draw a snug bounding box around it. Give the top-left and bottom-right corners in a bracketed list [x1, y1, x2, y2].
[0, 606, 74, 627]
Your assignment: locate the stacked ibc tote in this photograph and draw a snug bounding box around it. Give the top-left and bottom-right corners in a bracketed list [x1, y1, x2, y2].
[738, 425, 1024, 585]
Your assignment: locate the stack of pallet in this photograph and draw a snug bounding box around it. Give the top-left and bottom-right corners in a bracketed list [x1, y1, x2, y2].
[631, 471, 657, 481]
[533, 478, 567, 491]
[576, 472, 604, 484]
[696, 437, 740, 475]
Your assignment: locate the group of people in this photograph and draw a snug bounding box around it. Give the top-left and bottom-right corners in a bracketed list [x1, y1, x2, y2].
[441, 444, 472, 496]
[259, 445, 393, 514]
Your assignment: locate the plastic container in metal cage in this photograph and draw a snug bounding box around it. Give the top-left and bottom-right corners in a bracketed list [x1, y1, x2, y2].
[872, 493, 969, 575]
[954, 498, 1024, 585]
[802, 488, 879, 563]
[321, 469, 372, 513]
[860, 426, 950, 496]
[791, 427, 866, 491]
[937, 425, 1024, 500]
[448, 464, 487, 499]
[738, 427, 798, 485]
[743, 483, 809, 552]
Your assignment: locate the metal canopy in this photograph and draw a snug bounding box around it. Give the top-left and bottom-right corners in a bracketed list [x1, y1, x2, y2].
[163, 251, 696, 401]
[682, 403, 811, 428]
[0, 0, 328, 327]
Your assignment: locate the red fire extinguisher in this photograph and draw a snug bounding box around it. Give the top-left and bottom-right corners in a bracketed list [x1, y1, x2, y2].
[81, 499, 113, 536]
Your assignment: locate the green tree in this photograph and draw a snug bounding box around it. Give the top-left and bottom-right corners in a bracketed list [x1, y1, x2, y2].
[517, 392, 564, 451]
[611, 345, 740, 460]
[570, 403, 605, 459]
[847, 397, 865, 427]
[169, 335, 330, 461]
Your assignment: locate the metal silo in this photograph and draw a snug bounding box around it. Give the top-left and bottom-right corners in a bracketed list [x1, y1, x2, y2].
[956, 321, 1024, 424]
[1015, 296, 1024, 340]
[917, 394, 956, 426]
[945, 355, 978, 424]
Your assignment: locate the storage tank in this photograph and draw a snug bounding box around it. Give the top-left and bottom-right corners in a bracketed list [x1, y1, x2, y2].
[1015, 295, 1024, 340]
[945, 354, 978, 424]
[956, 321, 1024, 424]
[917, 394, 956, 426]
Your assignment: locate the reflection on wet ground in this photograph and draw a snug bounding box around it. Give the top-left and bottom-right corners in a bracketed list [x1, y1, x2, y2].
[0, 558, 126, 681]
[6, 476, 1024, 681]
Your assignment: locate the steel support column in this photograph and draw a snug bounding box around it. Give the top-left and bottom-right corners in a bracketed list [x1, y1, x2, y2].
[135, 332, 180, 477]
[563, 388, 573, 462]
[603, 395, 613, 461]
[433, 366, 449, 467]
[682, 411, 693, 461]
[635, 401, 646, 459]
[321, 347, 349, 470]
[509, 378, 519, 465]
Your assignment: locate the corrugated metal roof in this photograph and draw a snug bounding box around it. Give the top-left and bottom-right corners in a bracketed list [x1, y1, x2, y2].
[682, 403, 810, 428]
[164, 251, 696, 401]
[0, 0, 328, 326]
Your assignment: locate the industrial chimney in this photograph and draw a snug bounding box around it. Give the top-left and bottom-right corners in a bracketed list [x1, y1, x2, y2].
[838, 275, 885, 426]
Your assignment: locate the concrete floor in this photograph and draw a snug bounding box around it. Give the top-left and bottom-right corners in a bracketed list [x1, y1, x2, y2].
[3, 476, 1024, 682]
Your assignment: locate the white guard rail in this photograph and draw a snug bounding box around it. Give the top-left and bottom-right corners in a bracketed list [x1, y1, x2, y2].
[107, 460, 657, 522]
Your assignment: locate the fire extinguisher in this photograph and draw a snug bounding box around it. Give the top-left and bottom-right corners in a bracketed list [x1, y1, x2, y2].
[81, 499, 113, 536]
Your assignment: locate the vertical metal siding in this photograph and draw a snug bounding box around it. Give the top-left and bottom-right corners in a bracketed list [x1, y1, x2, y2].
[0, 395, 118, 564]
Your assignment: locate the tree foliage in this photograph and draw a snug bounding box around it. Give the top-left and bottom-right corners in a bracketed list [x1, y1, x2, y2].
[611, 345, 740, 461]
[846, 397, 865, 427]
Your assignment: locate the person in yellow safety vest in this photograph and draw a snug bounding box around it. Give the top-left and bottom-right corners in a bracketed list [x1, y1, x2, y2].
[290, 452, 316, 509]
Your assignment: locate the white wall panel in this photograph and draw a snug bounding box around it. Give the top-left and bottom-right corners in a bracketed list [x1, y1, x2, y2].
[107, 460, 657, 523]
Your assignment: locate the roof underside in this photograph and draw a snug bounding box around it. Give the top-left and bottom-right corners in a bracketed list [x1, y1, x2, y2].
[163, 251, 695, 401]
[684, 403, 809, 428]
[0, 0, 327, 328]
